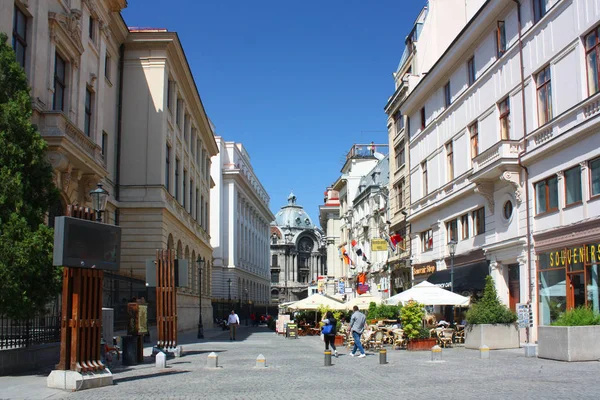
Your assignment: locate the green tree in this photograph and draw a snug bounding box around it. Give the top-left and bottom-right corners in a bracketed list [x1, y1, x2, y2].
[466, 275, 517, 324]
[0, 33, 61, 319]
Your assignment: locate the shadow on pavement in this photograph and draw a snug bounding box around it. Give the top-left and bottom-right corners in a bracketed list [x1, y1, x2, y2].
[113, 369, 189, 384]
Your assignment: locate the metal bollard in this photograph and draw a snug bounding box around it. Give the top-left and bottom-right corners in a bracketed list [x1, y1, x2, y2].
[324, 350, 332, 366]
[155, 351, 167, 368]
[256, 354, 266, 368]
[379, 349, 387, 364]
[207, 351, 219, 368]
[479, 345, 490, 359]
[431, 345, 442, 362]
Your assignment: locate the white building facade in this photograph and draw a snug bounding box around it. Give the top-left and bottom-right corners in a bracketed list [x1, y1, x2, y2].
[398, 0, 600, 339]
[210, 137, 273, 315]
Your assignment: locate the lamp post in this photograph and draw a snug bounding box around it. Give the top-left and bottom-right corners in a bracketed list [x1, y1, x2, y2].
[448, 240, 457, 324]
[284, 230, 294, 302]
[197, 256, 206, 339]
[89, 183, 109, 222]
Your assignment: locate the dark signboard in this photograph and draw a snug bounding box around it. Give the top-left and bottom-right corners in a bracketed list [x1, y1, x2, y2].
[53, 216, 121, 271]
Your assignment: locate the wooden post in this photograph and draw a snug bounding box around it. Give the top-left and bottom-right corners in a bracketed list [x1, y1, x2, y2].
[56, 205, 105, 372]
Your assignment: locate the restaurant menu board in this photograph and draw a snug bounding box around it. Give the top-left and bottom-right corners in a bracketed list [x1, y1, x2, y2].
[517, 303, 533, 328]
[276, 314, 291, 334]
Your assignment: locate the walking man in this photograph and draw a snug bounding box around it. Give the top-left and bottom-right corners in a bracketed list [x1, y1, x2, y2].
[228, 310, 240, 340]
[349, 305, 366, 358]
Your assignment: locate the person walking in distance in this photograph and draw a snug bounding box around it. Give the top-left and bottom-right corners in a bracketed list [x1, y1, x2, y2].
[322, 311, 338, 357]
[228, 310, 240, 341]
[349, 305, 366, 358]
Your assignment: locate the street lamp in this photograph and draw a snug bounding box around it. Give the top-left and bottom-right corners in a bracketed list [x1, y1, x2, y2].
[284, 231, 294, 302]
[447, 240, 457, 293]
[197, 256, 206, 339]
[448, 239, 457, 324]
[89, 183, 109, 222]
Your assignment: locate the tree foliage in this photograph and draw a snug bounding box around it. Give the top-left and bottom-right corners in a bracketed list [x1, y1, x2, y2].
[400, 300, 425, 339]
[551, 306, 600, 326]
[466, 275, 517, 325]
[0, 33, 61, 319]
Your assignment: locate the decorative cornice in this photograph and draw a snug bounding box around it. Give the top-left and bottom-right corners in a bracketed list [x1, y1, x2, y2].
[48, 9, 84, 67]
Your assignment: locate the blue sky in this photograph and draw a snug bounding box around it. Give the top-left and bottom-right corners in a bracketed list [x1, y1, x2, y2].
[122, 0, 425, 223]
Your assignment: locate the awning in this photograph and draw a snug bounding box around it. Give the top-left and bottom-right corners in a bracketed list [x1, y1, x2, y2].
[426, 261, 488, 295]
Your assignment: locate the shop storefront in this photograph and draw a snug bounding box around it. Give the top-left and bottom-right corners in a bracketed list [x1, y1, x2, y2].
[427, 261, 489, 298]
[537, 243, 600, 325]
[412, 262, 436, 286]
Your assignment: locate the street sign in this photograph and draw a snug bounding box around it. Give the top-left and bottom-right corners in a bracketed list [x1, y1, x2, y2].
[338, 280, 345, 294]
[517, 303, 533, 328]
[371, 238, 387, 251]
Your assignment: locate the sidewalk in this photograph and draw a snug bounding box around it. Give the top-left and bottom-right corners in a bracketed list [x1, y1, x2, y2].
[0, 324, 247, 400]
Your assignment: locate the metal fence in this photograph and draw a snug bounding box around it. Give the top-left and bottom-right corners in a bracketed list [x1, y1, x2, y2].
[0, 314, 61, 350]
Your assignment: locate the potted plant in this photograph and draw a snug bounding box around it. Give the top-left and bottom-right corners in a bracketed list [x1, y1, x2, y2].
[538, 306, 600, 361]
[401, 300, 436, 350]
[465, 275, 518, 349]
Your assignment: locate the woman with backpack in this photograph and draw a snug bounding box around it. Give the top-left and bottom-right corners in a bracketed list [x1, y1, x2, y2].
[322, 311, 338, 357]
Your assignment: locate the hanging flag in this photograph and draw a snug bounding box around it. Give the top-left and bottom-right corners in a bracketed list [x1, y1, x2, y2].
[428, 237, 433, 248]
[362, 254, 368, 262]
[351, 239, 357, 247]
[390, 233, 403, 246]
[356, 248, 363, 256]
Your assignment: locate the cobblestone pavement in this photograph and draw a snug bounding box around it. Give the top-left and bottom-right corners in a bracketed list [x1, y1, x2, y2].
[2, 325, 600, 399]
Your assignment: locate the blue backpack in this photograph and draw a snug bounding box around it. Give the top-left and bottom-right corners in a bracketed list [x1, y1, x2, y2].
[322, 318, 336, 335]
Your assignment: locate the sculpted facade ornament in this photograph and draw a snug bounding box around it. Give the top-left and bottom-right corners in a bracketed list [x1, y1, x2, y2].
[474, 182, 495, 213]
[48, 9, 84, 67]
[499, 171, 523, 204]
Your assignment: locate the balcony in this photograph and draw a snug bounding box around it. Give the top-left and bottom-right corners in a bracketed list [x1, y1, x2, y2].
[37, 111, 106, 177]
[471, 140, 522, 182]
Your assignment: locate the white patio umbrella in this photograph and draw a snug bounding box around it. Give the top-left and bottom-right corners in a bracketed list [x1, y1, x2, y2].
[386, 281, 470, 306]
[344, 293, 383, 310]
[287, 294, 346, 311]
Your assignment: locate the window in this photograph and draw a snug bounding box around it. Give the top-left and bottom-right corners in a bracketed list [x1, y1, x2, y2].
[407, 116, 411, 136]
[591, 157, 600, 197]
[84, 88, 93, 137]
[503, 201, 514, 220]
[103, 55, 112, 85]
[165, 144, 171, 192]
[499, 97, 510, 140]
[199, 195, 203, 226]
[446, 219, 458, 242]
[196, 140, 201, 165]
[190, 179, 194, 215]
[176, 98, 183, 127]
[533, 0, 548, 23]
[195, 188, 199, 220]
[88, 16, 95, 41]
[175, 158, 180, 202]
[585, 27, 600, 96]
[184, 114, 190, 142]
[422, 161, 428, 196]
[460, 214, 469, 239]
[496, 21, 506, 57]
[191, 128, 196, 156]
[536, 66, 552, 125]
[467, 56, 475, 86]
[565, 166, 582, 206]
[469, 122, 479, 159]
[473, 207, 485, 235]
[535, 176, 558, 214]
[394, 111, 404, 134]
[167, 80, 173, 112]
[204, 200, 208, 231]
[420, 107, 426, 129]
[395, 179, 405, 210]
[446, 142, 454, 181]
[395, 140, 405, 169]
[53, 53, 66, 111]
[444, 82, 451, 108]
[12, 6, 27, 68]
[421, 229, 433, 252]
[183, 170, 187, 209]
[101, 132, 108, 158]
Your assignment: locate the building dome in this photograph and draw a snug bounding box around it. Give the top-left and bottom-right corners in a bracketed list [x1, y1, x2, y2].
[273, 192, 314, 228]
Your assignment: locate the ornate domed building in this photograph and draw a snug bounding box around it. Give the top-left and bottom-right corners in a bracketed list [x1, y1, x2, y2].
[270, 193, 326, 304]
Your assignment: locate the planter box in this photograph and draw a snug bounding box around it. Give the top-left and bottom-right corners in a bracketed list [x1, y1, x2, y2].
[334, 335, 344, 346]
[538, 325, 600, 361]
[465, 324, 519, 350]
[407, 338, 437, 351]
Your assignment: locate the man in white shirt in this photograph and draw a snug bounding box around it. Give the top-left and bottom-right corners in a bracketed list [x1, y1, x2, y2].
[227, 310, 240, 340]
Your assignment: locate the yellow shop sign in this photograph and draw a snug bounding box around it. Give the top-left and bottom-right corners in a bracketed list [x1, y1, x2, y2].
[544, 244, 600, 268]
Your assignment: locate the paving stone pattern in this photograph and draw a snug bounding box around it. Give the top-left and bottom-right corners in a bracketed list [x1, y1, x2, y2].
[1, 325, 599, 399]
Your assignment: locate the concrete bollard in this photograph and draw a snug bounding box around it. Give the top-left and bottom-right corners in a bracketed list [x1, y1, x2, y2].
[523, 343, 537, 358]
[207, 352, 219, 368]
[174, 345, 183, 358]
[431, 345, 442, 362]
[479, 345, 490, 359]
[324, 350, 332, 367]
[256, 354, 266, 368]
[155, 351, 167, 368]
[379, 349, 387, 364]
